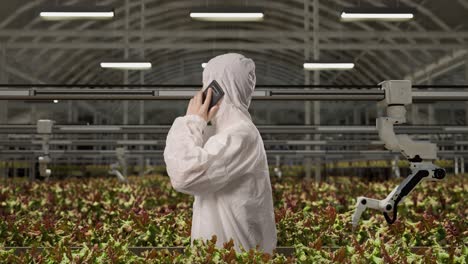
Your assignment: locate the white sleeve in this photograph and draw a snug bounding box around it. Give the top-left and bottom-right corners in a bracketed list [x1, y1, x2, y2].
[163, 114, 257, 195]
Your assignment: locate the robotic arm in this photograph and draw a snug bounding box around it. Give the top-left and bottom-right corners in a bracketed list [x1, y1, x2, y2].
[109, 147, 128, 183]
[37, 120, 53, 179]
[351, 81, 446, 228]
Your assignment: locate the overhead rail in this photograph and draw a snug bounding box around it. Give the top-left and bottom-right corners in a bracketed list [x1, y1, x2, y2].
[1, 88, 467, 101]
[1, 84, 467, 89]
[1, 150, 468, 158]
[1, 139, 468, 147]
[0, 125, 467, 134]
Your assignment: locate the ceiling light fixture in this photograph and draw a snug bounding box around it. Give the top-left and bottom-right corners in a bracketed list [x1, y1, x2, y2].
[201, 63, 207, 68]
[340, 8, 414, 22]
[190, 7, 264, 22]
[100, 61, 152, 70]
[303, 62, 355, 70]
[40, 6, 114, 20]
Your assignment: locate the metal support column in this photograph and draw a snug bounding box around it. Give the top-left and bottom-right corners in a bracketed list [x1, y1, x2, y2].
[450, 108, 456, 125]
[29, 78, 38, 176]
[427, 77, 436, 125]
[138, 0, 146, 177]
[353, 108, 361, 124]
[303, 0, 312, 180]
[0, 44, 7, 123]
[428, 104, 436, 125]
[461, 157, 465, 174]
[13, 159, 17, 177]
[465, 57, 468, 174]
[364, 110, 370, 125]
[93, 112, 101, 167]
[411, 104, 419, 125]
[30, 157, 36, 181]
[122, 0, 130, 177]
[123, 0, 130, 136]
[312, 0, 321, 182]
[66, 101, 73, 170]
[27, 56, 37, 180]
[465, 55, 468, 126]
[0, 44, 7, 178]
[67, 101, 73, 123]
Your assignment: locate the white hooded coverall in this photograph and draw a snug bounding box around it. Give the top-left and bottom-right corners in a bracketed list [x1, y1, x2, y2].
[164, 53, 277, 253]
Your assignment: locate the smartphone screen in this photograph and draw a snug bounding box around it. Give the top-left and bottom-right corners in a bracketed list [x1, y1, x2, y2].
[203, 80, 225, 110]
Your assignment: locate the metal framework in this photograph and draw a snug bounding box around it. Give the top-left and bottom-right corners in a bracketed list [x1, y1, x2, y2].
[0, 0, 467, 175]
[0, 0, 467, 85]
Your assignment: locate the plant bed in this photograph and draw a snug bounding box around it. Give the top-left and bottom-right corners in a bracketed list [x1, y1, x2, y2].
[0, 174, 466, 262]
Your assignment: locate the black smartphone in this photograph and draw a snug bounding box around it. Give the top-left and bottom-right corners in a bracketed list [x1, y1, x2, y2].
[202, 80, 225, 110]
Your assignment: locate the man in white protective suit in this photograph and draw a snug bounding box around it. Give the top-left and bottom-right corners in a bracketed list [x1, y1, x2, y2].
[163, 53, 277, 253]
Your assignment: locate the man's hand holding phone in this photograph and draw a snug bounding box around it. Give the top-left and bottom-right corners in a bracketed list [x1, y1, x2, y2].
[186, 88, 221, 122]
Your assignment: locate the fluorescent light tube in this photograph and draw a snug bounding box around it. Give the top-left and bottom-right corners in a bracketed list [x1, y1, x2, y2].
[341, 12, 413, 20]
[201, 63, 207, 68]
[340, 8, 414, 21]
[39, 6, 114, 20]
[40, 11, 114, 20]
[190, 13, 264, 21]
[190, 7, 264, 21]
[303, 62, 355, 70]
[100, 62, 152, 70]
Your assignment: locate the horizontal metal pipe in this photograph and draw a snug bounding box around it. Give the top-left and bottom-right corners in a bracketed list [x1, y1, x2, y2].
[1, 139, 467, 146]
[0, 29, 467, 39]
[0, 88, 467, 101]
[1, 125, 468, 134]
[0, 88, 383, 101]
[1, 150, 467, 157]
[1, 84, 466, 88]
[0, 84, 379, 88]
[2, 29, 468, 40]
[3, 41, 467, 50]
